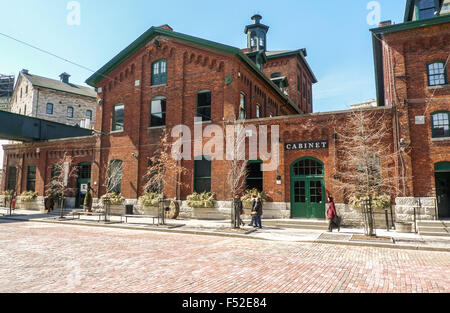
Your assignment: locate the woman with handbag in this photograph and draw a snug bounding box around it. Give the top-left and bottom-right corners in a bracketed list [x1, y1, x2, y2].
[327, 196, 340, 232]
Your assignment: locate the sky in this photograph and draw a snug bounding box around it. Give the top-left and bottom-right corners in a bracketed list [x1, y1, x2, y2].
[0, 0, 407, 167]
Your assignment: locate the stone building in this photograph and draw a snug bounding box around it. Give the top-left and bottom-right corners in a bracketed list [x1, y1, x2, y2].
[1, 6, 449, 227]
[9, 70, 97, 128]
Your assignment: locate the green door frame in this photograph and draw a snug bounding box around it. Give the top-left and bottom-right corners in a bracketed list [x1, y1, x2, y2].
[290, 157, 326, 219]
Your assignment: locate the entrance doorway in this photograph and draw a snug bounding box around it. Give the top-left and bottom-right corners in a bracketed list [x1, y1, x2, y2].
[75, 162, 91, 208]
[290, 157, 325, 219]
[435, 162, 450, 219]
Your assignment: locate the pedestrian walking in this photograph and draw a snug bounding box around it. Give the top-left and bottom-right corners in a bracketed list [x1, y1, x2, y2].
[327, 196, 340, 232]
[250, 196, 263, 229]
[233, 194, 245, 227]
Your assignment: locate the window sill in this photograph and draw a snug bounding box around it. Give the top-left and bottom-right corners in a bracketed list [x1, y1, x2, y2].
[431, 137, 450, 142]
[428, 84, 450, 90]
[110, 130, 124, 134]
[194, 120, 212, 125]
[151, 84, 167, 88]
[148, 125, 166, 130]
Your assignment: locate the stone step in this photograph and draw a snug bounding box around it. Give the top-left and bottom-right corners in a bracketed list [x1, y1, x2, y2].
[418, 231, 450, 237]
[417, 226, 449, 233]
[417, 220, 450, 227]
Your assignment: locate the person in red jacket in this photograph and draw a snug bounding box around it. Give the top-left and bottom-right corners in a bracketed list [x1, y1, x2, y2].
[327, 196, 340, 232]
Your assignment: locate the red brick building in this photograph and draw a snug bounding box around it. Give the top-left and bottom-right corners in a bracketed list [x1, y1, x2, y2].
[2, 7, 449, 224]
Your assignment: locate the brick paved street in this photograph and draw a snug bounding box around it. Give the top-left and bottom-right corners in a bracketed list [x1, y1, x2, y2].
[0, 221, 449, 293]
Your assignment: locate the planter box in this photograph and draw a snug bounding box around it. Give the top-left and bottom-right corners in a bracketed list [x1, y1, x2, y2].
[106, 204, 125, 215]
[395, 222, 412, 233]
[134, 206, 159, 216]
[192, 207, 228, 220]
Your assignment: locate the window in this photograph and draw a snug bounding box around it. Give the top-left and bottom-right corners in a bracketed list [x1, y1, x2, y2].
[67, 107, 74, 118]
[246, 160, 263, 192]
[107, 160, 123, 194]
[86, 110, 93, 120]
[432, 111, 450, 138]
[197, 91, 211, 121]
[46, 103, 53, 115]
[250, 32, 257, 49]
[293, 159, 323, 176]
[50, 163, 59, 180]
[6, 166, 17, 191]
[256, 104, 261, 118]
[428, 62, 448, 86]
[150, 97, 166, 127]
[418, 0, 436, 20]
[271, 72, 282, 78]
[194, 156, 211, 193]
[297, 76, 301, 92]
[112, 103, 124, 131]
[77, 163, 92, 179]
[259, 35, 265, 48]
[151, 59, 167, 86]
[239, 93, 247, 120]
[26, 165, 36, 192]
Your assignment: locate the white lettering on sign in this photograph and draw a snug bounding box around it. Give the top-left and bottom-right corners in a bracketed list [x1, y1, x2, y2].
[285, 140, 329, 151]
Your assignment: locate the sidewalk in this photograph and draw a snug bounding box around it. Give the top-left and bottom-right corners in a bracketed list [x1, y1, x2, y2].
[1, 208, 450, 252]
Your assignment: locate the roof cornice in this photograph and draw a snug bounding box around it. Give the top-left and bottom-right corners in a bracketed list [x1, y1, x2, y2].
[371, 13, 450, 35]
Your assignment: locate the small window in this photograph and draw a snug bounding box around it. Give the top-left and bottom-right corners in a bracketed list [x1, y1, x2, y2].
[67, 107, 74, 118]
[428, 62, 448, 86]
[107, 160, 123, 194]
[112, 104, 124, 131]
[418, 0, 436, 20]
[194, 156, 211, 193]
[239, 93, 246, 120]
[150, 97, 166, 127]
[271, 72, 282, 78]
[46, 103, 53, 115]
[26, 165, 36, 192]
[297, 76, 301, 92]
[86, 110, 93, 120]
[246, 160, 263, 192]
[197, 91, 211, 121]
[431, 111, 450, 138]
[151, 59, 167, 86]
[256, 104, 261, 118]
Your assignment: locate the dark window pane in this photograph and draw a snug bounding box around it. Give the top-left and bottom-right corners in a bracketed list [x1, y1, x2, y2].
[194, 158, 211, 178]
[113, 104, 124, 131]
[26, 165, 36, 192]
[150, 98, 166, 127]
[46, 103, 53, 115]
[7, 166, 17, 190]
[197, 92, 211, 121]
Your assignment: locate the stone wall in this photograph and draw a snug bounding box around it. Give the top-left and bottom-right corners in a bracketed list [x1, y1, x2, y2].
[394, 197, 437, 222]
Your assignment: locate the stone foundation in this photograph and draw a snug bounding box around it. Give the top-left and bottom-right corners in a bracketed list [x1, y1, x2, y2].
[394, 197, 437, 222]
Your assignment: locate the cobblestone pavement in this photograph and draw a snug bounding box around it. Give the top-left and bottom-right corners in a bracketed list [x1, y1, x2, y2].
[0, 221, 449, 293]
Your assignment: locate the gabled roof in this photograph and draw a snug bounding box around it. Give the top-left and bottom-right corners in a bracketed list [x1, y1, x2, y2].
[85, 27, 301, 113]
[21, 72, 96, 98]
[266, 50, 318, 83]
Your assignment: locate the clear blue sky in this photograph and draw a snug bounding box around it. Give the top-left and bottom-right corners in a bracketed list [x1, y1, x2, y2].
[0, 0, 406, 112]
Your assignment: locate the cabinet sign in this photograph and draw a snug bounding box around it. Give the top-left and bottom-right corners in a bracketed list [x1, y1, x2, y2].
[285, 140, 329, 151]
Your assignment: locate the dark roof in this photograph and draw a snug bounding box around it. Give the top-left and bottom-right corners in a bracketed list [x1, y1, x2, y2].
[86, 26, 301, 113]
[22, 72, 96, 98]
[266, 50, 318, 83]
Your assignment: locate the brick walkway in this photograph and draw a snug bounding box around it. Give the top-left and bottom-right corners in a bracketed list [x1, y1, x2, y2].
[0, 221, 449, 293]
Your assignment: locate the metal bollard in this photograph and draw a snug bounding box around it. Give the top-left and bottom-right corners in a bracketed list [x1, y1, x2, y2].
[385, 208, 389, 231]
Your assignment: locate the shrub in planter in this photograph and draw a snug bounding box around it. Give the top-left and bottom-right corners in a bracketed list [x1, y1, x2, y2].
[138, 192, 161, 207]
[186, 192, 215, 208]
[349, 194, 391, 212]
[18, 191, 38, 202]
[100, 193, 125, 205]
[241, 189, 269, 209]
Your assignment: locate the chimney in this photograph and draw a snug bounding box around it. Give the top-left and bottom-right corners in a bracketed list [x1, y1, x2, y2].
[21, 69, 29, 75]
[378, 20, 392, 27]
[59, 72, 71, 84]
[251, 14, 262, 24]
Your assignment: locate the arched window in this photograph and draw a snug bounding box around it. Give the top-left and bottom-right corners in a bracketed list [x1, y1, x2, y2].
[107, 160, 123, 194]
[46, 103, 53, 115]
[246, 160, 263, 192]
[428, 62, 448, 86]
[292, 158, 324, 176]
[112, 103, 124, 131]
[239, 93, 247, 120]
[67, 106, 74, 118]
[418, 0, 436, 20]
[256, 104, 261, 118]
[431, 111, 450, 138]
[150, 96, 166, 127]
[194, 156, 211, 193]
[197, 90, 211, 121]
[151, 59, 167, 86]
[86, 109, 93, 120]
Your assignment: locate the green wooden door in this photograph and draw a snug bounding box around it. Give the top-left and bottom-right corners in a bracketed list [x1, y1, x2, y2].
[290, 158, 326, 219]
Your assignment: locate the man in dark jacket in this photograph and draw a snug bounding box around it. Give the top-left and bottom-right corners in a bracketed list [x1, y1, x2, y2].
[251, 197, 263, 229]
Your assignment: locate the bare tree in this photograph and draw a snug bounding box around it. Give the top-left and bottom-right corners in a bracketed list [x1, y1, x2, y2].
[333, 109, 404, 236]
[143, 129, 188, 198]
[226, 120, 249, 229]
[45, 152, 78, 219]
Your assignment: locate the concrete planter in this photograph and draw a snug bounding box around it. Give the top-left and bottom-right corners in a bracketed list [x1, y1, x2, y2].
[395, 222, 412, 233]
[107, 204, 125, 215]
[16, 198, 45, 212]
[191, 206, 228, 220]
[135, 205, 158, 216]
